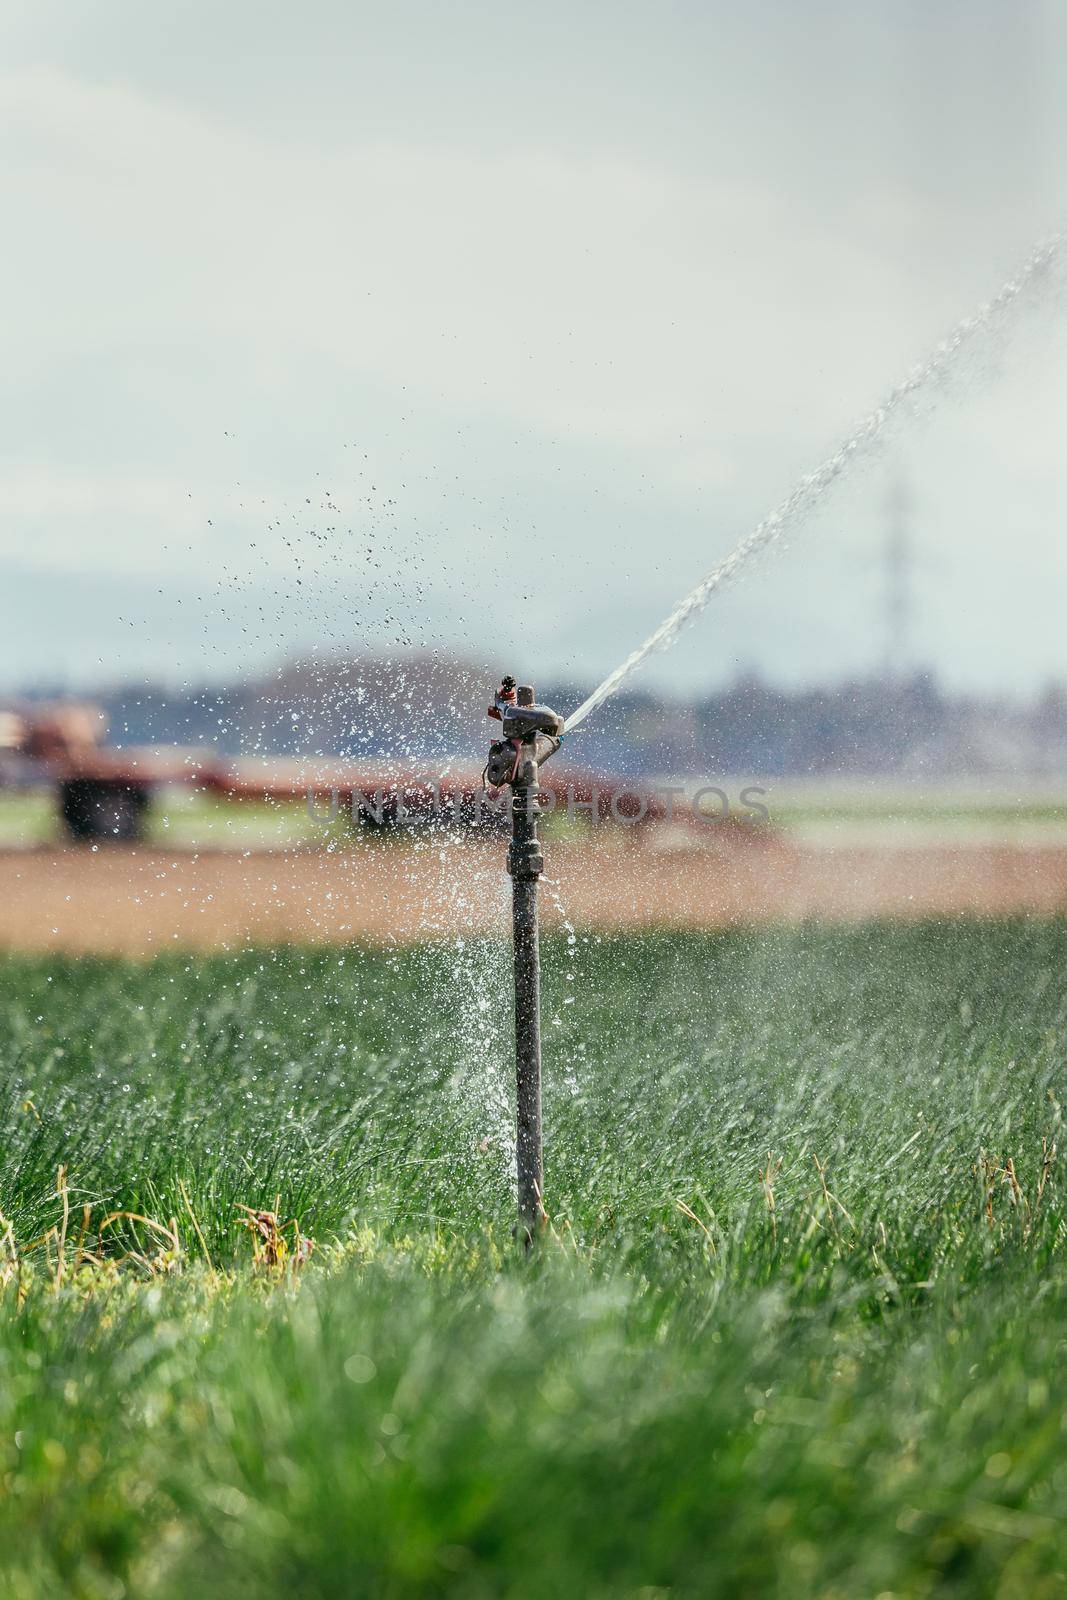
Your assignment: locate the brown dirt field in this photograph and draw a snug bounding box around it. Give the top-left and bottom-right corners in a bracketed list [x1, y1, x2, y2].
[2, 832, 1067, 955]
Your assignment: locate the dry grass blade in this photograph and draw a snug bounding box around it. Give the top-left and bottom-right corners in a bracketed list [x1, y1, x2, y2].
[812, 1153, 856, 1239]
[0, 1204, 22, 1302]
[759, 1154, 782, 1246]
[53, 1165, 70, 1291]
[178, 1178, 216, 1274]
[236, 1205, 314, 1272]
[1036, 1137, 1057, 1215]
[676, 1198, 718, 1257]
[99, 1210, 181, 1273]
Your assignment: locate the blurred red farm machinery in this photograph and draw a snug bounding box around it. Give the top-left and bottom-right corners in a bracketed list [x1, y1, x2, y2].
[0, 700, 668, 844]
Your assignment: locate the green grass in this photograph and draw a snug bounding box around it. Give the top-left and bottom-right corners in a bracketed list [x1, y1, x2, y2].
[3, 784, 1065, 849]
[0, 791, 57, 847]
[774, 800, 1067, 827]
[1, 923, 1065, 1598]
[0, 788, 348, 849]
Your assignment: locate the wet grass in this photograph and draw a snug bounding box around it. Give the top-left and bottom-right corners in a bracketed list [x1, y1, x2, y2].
[1, 921, 1065, 1597]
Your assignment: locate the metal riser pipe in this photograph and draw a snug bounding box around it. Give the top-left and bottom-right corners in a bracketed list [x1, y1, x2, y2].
[488, 677, 563, 1245]
[512, 870, 543, 1239]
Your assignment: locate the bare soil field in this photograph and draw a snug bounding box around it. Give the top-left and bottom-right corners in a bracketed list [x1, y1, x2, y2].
[3, 830, 1067, 954]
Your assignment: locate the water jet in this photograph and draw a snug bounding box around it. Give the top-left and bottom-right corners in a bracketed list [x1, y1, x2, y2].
[564, 233, 1064, 734]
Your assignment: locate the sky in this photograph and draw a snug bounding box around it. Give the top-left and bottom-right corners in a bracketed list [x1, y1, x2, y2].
[1, 0, 1066, 701]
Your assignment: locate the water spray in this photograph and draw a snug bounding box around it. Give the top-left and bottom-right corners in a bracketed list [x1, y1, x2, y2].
[564, 232, 1064, 733]
[487, 675, 565, 1242]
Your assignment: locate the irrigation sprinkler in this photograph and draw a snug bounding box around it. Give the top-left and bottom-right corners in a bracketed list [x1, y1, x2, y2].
[487, 676, 565, 1242]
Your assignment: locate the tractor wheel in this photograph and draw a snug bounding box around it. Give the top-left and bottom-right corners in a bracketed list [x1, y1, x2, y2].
[58, 779, 150, 842]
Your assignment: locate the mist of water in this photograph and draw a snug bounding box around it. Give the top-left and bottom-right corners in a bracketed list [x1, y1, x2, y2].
[564, 234, 1064, 734]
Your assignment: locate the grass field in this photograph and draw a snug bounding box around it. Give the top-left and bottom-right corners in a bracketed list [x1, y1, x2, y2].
[1, 784, 1065, 850]
[0, 788, 331, 850]
[1, 922, 1065, 1597]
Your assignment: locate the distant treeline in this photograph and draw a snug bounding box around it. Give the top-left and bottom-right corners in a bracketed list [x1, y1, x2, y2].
[540, 674, 1067, 780]
[22, 656, 1067, 778]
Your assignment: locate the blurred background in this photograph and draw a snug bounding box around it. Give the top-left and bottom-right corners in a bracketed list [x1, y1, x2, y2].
[2, 0, 1066, 943]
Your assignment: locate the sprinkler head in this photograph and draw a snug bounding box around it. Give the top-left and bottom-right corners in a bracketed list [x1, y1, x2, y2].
[486, 677, 564, 787]
[502, 682, 564, 741]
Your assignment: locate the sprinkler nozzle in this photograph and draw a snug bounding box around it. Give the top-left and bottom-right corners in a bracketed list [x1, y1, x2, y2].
[501, 702, 565, 741]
